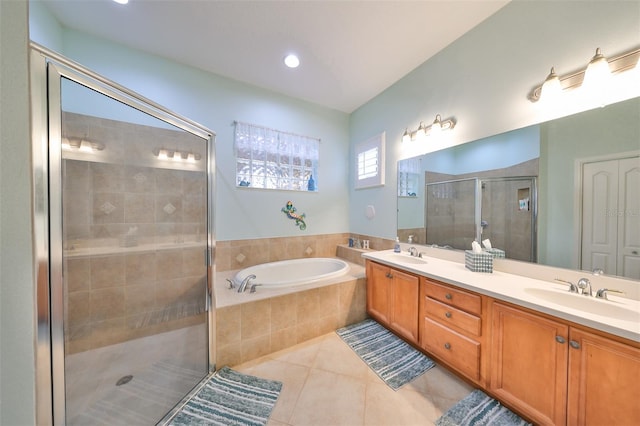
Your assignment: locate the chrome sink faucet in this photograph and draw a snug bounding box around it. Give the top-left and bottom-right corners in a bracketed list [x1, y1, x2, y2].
[577, 278, 592, 296]
[408, 246, 418, 257]
[238, 274, 256, 293]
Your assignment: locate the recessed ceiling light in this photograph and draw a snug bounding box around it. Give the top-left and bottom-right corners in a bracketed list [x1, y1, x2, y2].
[284, 54, 300, 69]
[113, 0, 129, 4]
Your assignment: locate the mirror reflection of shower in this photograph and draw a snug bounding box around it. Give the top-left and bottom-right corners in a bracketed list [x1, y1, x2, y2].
[425, 176, 537, 262]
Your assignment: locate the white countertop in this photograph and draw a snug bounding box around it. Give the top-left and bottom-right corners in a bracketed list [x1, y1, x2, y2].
[363, 250, 640, 343]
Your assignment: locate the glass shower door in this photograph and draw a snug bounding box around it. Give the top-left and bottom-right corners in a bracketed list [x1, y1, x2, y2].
[51, 71, 211, 425]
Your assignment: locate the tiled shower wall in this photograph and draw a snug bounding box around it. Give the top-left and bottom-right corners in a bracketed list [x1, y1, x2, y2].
[62, 112, 207, 354]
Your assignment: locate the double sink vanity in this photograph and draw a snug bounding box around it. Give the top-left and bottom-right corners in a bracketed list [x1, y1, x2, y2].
[363, 249, 640, 426]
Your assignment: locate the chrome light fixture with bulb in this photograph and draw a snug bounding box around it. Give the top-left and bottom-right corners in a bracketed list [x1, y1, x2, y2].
[153, 147, 201, 161]
[401, 114, 456, 143]
[529, 46, 639, 102]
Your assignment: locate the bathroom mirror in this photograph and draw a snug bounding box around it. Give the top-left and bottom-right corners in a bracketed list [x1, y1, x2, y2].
[397, 96, 640, 280]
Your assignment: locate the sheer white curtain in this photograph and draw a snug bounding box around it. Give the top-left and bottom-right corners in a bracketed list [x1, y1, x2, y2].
[235, 122, 319, 191]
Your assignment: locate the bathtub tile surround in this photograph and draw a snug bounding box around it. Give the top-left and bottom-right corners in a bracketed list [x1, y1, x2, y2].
[215, 274, 367, 367]
[215, 233, 394, 271]
[213, 233, 390, 367]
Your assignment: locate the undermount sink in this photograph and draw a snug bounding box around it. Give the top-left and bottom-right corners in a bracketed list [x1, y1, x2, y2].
[384, 253, 428, 265]
[524, 288, 639, 322]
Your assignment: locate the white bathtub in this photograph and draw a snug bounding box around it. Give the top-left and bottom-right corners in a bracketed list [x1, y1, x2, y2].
[232, 257, 350, 289]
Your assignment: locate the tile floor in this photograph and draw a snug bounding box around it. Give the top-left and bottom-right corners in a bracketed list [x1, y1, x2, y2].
[234, 330, 474, 426]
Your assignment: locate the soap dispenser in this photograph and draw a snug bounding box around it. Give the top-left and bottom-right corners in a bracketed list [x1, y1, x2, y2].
[394, 237, 401, 253]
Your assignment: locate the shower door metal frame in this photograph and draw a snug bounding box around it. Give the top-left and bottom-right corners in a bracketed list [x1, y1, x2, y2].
[30, 43, 216, 425]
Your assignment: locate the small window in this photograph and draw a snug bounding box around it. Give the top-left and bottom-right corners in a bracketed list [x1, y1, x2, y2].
[235, 122, 319, 191]
[355, 132, 385, 189]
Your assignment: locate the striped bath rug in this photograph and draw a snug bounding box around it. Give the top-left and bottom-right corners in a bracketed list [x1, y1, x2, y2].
[336, 319, 436, 390]
[436, 389, 532, 426]
[169, 366, 282, 426]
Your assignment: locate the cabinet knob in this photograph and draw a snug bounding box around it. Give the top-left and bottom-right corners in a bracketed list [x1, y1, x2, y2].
[569, 340, 581, 349]
[555, 335, 566, 344]
[444, 342, 451, 350]
[386, 272, 393, 279]
[445, 293, 452, 300]
[445, 312, 452, 318]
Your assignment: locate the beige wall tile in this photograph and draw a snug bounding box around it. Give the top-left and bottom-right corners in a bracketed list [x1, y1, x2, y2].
[241, 335, 271, 362]
[241, 298, 271, 340]
[216, 306, 241, 346]
[270, 294, 297, 332]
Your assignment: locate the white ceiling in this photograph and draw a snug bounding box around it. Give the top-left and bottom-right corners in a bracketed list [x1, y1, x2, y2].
[41, 0, 509, 113]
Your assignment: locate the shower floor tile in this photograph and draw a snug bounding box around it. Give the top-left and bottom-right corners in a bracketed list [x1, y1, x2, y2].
[234, 331, 473, 426]
[65, 324, 208, 426]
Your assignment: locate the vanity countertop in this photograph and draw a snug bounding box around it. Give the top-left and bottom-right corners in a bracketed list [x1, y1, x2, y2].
[363, 250, 640, 343]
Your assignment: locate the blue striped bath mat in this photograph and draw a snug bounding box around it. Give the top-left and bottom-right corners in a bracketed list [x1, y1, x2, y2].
[169, 366, 282, 426]
[336, 319, 436, 390]
[436, 389, 532, 426]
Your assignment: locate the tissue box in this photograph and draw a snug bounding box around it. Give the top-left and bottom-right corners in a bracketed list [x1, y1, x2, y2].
[484, 248, 505, 258]
[465, 250, 493, 273]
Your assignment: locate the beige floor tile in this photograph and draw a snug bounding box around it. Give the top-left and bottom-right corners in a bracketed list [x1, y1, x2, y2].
[364, 381, 439, 426]
[268, 334, 325, 367]
[289, 369, 366, 426]
[312, 333, 372, 380]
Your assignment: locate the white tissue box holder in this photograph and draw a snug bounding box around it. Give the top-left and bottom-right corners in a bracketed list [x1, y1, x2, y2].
[465, 250, 493, 273]
[484, 248, 505, 258]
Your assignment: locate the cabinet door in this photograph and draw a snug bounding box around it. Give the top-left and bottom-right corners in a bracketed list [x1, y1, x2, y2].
[389, 268, 419, 343]
[366, 261, 390, 324]
[490, 302, 568, 425]
[568, 328, 640, 425]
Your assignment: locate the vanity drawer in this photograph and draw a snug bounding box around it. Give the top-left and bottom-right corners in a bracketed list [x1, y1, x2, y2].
[422, 317, 480, 381]
[423, 279, 481, 315]
[424, 297, 481, 336]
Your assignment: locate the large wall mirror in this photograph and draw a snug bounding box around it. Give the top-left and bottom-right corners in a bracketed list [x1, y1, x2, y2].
[397, 96, 640, 280]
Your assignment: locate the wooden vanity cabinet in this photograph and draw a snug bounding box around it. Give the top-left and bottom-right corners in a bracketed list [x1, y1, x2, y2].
[490, 301, 568, 425]
[567, 327, 640, 426]
[490, 301, 640, 426]
[365, 260, 419, 344]
[420, 278, 486, 385]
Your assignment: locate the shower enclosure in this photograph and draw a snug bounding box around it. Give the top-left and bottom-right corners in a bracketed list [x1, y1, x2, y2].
[426, 177, 537, 262]
[31, 45, 215, 425]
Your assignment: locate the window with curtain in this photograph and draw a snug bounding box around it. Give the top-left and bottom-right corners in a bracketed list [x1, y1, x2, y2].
[235, 122, 319, 191]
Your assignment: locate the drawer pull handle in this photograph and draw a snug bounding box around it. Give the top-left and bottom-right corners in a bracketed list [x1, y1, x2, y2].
[445, 312, 452, 318]
[444, 342, 451, 350]
[386, 272, 393, 279]
[569, 340, 581, 349]
[445, 293, 452, 300]
[555, 335, 566, 344]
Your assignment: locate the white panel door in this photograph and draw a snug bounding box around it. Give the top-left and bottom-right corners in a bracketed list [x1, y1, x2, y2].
[582, 160, 618, 274]
[582, 155, 640, 279]
[617, 157, 640, 279]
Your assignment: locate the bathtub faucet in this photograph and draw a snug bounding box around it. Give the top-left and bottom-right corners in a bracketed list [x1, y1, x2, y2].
[238, 274, 256, 293]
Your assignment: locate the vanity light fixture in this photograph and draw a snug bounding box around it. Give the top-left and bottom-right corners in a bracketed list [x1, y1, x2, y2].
[153, 148, 201, 162]
[529, 46, 640, 102]
[61, 137, 105, 152]
[401, 114, 456, 142]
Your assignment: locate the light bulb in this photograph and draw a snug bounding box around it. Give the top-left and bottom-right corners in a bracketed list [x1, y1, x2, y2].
[402, 129, 411, 143]
[415, 122, 427, 140]
[284, 54, 300, 68]
[429, 115, 442, 137]
[583, 48, 611, 90]
[540, 67, 562, 102]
